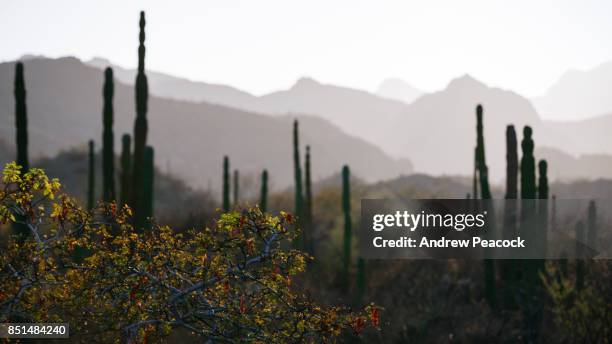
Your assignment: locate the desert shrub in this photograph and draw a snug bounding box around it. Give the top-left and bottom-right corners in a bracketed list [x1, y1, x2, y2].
[0, 162, 379, 343]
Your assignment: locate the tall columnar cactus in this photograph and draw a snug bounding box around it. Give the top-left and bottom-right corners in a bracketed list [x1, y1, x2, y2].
[520, 126, 537, 263]
[520, 126, 541, 342]
[575, 221, 585, 290]
[472, 147, 478, 203]
[131, 11, 149, 230]
[143, 146, 154, 229]
[587, 200, 597, 250]
[223, 156, 230, 212]
[293, 120, 304, 249]
[14, 62, 29, 172]
[537, 160, 549, 269]
[505, 125, 518, 200]
[260, 169, 268, 212]
[12, 62, 29, 239]
[521, 127, 536, 199]
[341, 165, 352, 292]
[304, 145, 313, 255]
[475, 105, 491, 199]
[120, 134, 132, 206]
[88, 140, 95, 211]
[233, 169, 239, 207]
[475, 105, 495, 308]
[537, 160, 548, 200]
[502, 125, 518, 303]
[102, 67, 116, 202]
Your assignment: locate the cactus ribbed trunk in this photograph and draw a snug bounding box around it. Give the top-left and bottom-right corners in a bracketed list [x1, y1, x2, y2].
[13, 62, 29, 239]
[260, 169, 268, 212]
[475, 105, 491, 199]
[14, 62, 29, 172]
[102, 67, 116, 202]
[502, 125, 518, 306]
[304, 145, 313, 255]
[472, 148, 478, 205]
[520, 126, 540, 343]
[521, 127, 536, 200]
[520, 126, 537, 267]
[537, 160, 549, 259]
[341, 165, 352, 292]
[88, 140, 95, 211]
[120, 134, 132, 206]
[293, 120, 304, 249]
[223, 156, 230, 212]
[143, 146, 154, 230]
[475, 105, 496, 309]
[233, 170, 239, 207]
[504, 125, 518, 199]
[132, 11, 149, 230]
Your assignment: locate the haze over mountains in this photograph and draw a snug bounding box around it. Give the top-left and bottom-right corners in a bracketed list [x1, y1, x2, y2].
[0, 57, 412, 193]
[532, 61, 612, 121]
[376, 78, 423, 104]
[4, 55, 612, 188]
[87, 58, 411, 152]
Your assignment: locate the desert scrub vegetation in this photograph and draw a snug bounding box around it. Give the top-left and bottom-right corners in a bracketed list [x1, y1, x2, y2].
[0, 163, 380, 343]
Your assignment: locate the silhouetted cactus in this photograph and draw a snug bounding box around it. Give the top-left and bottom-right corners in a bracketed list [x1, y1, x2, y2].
[260, 169, 268, 212]
[131, 11, 149, 230]
[233, 170, 239, 207]
[475, 105, 491, 199]
[304, 145, 313, 255]
[120, 134, 132, 206]
[520, 126, 537, 257]
[475, 105, 495, 308]
[88, 140, 95, 211]
[102, 67, 116, 202]
[575, 221, 585, 290]
[14, 62, 29, 172]
[587, 200, 597, 250]
[537, 160, 549, 271]
[505, 125, 518, 200]
[341, 165, 352, 292]
[521, 126, 536, 200]
[472, 147, 478, 201]
[293, 120, 304, 249]
[502, 125, 518, 304]
[12, 62, 29, 239]
[520, 126, 542, 342]
[538, 160, 548, 200]
[143, 146, 154, 229]
[520, 126, 540, 288]
[223, 156, 230, 212]
[520, 126, 539, 268]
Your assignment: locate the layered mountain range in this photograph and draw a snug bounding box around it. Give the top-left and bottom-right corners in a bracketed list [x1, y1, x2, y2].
[2, 55, 612, 192]
[0, 57, 412, 192]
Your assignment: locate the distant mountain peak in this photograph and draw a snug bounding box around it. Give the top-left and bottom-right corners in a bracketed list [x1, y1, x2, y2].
[87, 57, 113, 68]
[446, 74, 487, 91]
[532, 59, 612, 120]
[376, 78, 423, 104]
[292, 77, 321, 89]
[19, 54, 47, 61]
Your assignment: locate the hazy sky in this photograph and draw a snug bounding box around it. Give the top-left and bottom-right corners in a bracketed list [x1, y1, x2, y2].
[1, 0, 611, 97]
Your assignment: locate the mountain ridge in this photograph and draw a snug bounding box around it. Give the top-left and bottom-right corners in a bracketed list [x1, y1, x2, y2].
[0, 56, 412, 193]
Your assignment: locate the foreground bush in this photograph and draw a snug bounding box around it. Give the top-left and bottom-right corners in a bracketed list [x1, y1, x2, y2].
[0, 163, 379, 343]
